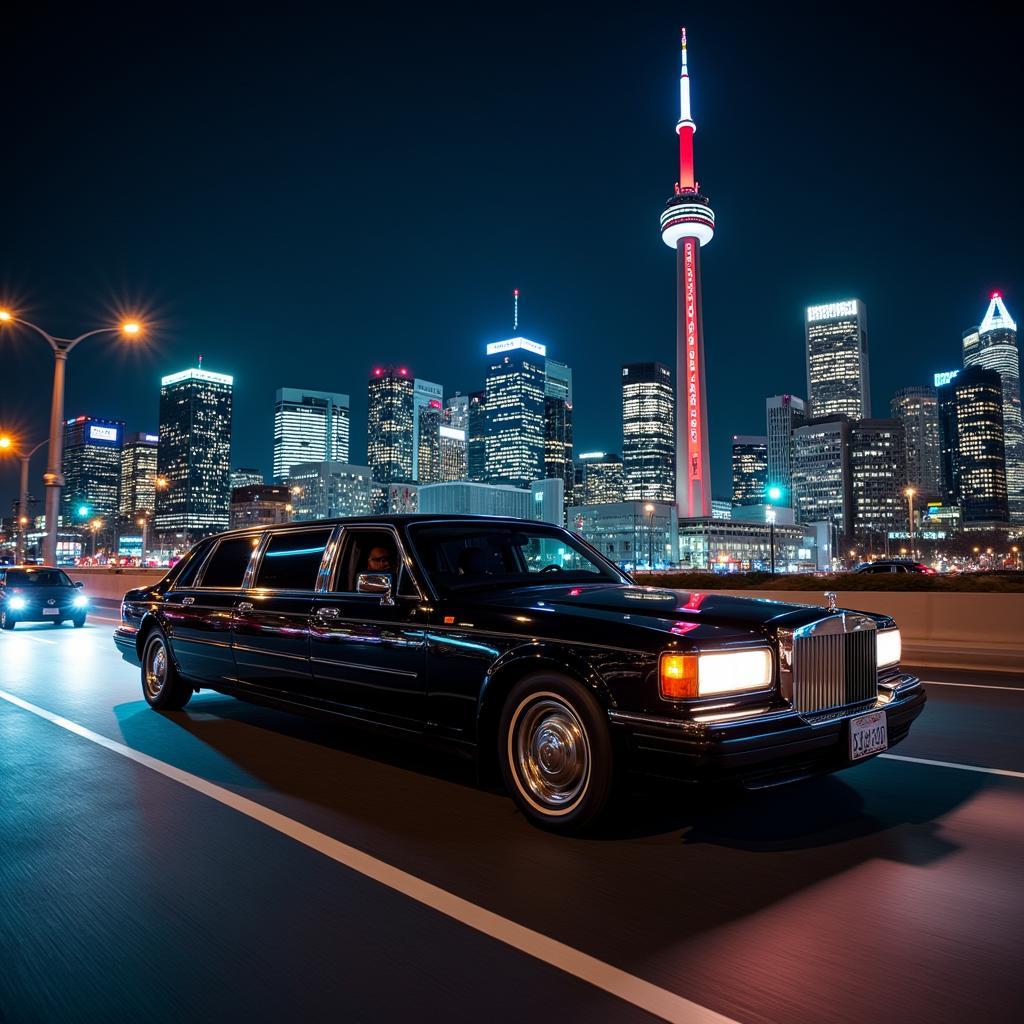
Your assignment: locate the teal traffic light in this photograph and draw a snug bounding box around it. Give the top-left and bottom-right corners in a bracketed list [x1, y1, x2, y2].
[77, 505, 90, 518]
[766, 485, 783, 503]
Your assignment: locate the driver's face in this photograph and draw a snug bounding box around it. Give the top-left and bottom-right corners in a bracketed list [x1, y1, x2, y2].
[367, 546, 393, 572]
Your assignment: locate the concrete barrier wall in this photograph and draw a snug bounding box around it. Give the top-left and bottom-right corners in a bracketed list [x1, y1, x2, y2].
[67, 568, 167, 605]
[719, 590, 1024, 673]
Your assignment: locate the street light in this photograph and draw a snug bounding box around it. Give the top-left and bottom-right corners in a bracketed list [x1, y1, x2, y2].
[644, 503, 656, 569]
[0, 432, 47, 563]
[90, 518, 104, 559]
[0, 310, 144, 566]
[765, 485, 782, 575]
[137, 515, 149, 566]
[904, 487, 916, 559]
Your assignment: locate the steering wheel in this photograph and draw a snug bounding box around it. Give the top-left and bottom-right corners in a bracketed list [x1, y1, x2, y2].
[539, 563, 563, 574]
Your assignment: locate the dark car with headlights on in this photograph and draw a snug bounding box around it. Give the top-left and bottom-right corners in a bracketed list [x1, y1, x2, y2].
[113, 516, 926, 831]
[1, 566, 90, 629]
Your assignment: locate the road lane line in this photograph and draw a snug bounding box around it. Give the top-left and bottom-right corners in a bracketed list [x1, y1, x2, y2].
[880, 753, 1024, 780]
[0, 688, 737, 1024]
[921, 680, 1024, 693]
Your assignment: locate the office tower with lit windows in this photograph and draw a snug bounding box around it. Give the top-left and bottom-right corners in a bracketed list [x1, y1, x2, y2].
[765, 394, 806, 502]
[622, 362, 675, 503]
[574, 453, 625, 505]
[439, 423, 467, 482]
[230, 468, 264, 491]
[119, 431, 159, 520]
[416, 399, 443, 484]
[484, 338, 546, 487]
[62, 416, 125, 523]
[272, 388, 350, 483]
[411, 378, 443, 481]
[731, 435, 768, 507]
[805, 300, 870, 419]
[466, 390, 487, 482]
[791, 416, 853, 538]
[229, 485, 292, 529]
[543, 358, 574, 513]
[445, 393, 469, 431]
[850, 419, 907, 537]
[155, 368, 234, 539]
[963, 293, 1022, 520]
[289, 461, 375, 520]
[367, 368, 414, 484]
[937, 366, 1009, 527]
[891, 386, 941, 500]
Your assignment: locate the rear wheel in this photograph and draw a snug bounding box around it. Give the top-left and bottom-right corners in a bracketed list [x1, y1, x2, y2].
[141, 630, 192, 710]
[1, 610, 15, 630]
[499, 672, 615, 832]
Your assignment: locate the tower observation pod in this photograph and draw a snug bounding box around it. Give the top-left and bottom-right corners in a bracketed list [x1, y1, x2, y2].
[660, 28, 715, 519]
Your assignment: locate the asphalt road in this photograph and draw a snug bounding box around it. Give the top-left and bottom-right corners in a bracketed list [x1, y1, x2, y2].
[2, 611, 1023, 1023]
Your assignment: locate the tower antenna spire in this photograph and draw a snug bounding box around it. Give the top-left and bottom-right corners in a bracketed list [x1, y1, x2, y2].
[514, 288, 519, 332]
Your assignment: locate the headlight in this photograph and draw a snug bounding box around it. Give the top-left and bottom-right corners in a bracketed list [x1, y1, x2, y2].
[660, 648, 773, 699]
[876, 628, 901, 669]
[73, 595, 88, 609]
[8, 596, 27, 611]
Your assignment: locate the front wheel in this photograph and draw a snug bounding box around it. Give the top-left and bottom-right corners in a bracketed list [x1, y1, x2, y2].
[499, 672, 615, 832]
[141, 630, 192, 710]
[72, 615, 86, 629]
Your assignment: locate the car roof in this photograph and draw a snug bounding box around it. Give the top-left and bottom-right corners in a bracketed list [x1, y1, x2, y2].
[210, 514, 560, 540]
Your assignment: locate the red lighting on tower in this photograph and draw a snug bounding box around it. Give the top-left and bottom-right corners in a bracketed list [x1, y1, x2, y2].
[660, 27, 715, 519]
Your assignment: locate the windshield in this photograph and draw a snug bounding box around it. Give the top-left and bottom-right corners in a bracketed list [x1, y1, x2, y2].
[5, 569, 73, 587]
[408, 522, 627, 595]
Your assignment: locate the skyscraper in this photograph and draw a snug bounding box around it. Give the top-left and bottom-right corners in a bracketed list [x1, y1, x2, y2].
[412, 378, 444, 481]
[791, 416, 852, 538]
[891, 387, 941, 499]
[466, 390, 487, 482]
[963, 293, 1022, 521]
[622, 362, 675, 503]
[417, 399, 443, 484]
[731, 435, 768, 507]
[660, 29, 715, 518]
[62, 416, 124, 522]
[119, 431, 159, 520]
[484, 338, 546, 487]
[850, 419, 907, 537]
[155, 368, 233, 539]
[367, 368, 414, 484]
[439, 423, 468, 482]
[230, 468, 264, 490]
[543, 358, 574, 514]
[937, 366, 1009, 527]
[805, 300, 870, 419]
[445, 393, 469, 431]
[574, 452, 625, 505]
[289, 461, 374, 520]
[765, 395, 806, 503]
[272, 388, 350, 483]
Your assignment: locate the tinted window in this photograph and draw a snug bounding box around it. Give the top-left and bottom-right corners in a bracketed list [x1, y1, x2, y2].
[200, 537, 257, 589]
[254, 530, 332, 591]
[172, 543, 213, 589]
[332, 530, 402, 593]
[5, 569, 72, 586]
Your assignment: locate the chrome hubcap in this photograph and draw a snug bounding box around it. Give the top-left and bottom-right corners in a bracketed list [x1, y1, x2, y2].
[145, 640, 167, 698]
[512, 696, 590, 812]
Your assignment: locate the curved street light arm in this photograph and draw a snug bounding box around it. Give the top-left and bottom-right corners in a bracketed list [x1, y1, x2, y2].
[11, 317, 118, 355]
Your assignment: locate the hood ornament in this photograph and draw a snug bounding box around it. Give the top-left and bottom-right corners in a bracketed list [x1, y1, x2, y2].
[824, 591, 837, 613]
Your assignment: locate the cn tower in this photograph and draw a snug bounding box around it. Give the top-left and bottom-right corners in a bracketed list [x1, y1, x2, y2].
[660, 28, 715, 519]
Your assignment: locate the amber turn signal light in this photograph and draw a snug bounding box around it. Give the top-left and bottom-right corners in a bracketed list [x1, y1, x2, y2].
[659, 653, 699, 699]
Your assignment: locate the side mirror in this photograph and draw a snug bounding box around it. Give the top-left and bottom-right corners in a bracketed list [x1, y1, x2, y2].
[74, 580, 84, 588]
[356, 572, 395, 606]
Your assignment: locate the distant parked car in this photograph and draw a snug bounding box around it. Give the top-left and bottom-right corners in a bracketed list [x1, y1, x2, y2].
[855, 560, 935, 575]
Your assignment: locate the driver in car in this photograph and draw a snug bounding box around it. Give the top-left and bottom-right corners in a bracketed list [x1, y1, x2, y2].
[366, 544, 395, 574]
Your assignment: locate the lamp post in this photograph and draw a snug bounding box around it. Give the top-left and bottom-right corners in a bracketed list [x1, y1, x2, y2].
[137, 514, 149, 566]
[904, 486, 916, 559]
[0, 434, 47, 563]
[90, 518, 103, 559]
[0, 310, 143, 566]
[765, 485, 782, 575]
[644, 503, 656, 569]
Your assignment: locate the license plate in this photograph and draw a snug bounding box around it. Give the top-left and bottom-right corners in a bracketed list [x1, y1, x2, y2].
[849, 710, 887, 760]
[42, 608, 60, 616]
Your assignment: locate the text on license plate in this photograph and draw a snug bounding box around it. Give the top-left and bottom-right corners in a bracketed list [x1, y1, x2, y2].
[849, 710, 887, 760]
[42, 608, 60, 615]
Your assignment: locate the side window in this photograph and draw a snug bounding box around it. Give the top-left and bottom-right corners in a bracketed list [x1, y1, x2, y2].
[332, 530, 404, 594]
[200, 537, 258, 589]
[172, 543, 212, 589]
[253, 530, 332, 591]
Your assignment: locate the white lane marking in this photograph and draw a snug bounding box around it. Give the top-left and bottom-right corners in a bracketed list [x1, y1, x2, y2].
[921, 679, 1024, 693]
[22, 634, 58, 645]
[880, 753, 1024, 780]
[0, 689, 736, 1024]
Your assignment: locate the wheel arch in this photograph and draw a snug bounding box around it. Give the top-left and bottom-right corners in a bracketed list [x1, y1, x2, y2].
[135, 613, 183, 674]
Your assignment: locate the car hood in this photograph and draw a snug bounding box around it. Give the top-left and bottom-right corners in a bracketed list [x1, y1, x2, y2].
[4, 585, 78, 601]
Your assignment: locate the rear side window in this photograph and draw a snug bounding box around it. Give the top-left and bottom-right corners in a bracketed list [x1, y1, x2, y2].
[253, 530, 332, 591]
[200, 537, 257, 589]
[172, 543, 213, 589]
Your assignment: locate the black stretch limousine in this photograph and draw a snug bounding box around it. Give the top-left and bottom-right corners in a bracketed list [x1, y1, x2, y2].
[114, 516, 926, 830]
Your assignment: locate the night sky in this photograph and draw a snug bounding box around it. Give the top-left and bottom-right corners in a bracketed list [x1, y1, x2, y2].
[2, 7, 1022, 511]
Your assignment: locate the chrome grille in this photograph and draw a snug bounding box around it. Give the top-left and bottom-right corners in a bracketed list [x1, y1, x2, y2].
[791, 619, 878, 713]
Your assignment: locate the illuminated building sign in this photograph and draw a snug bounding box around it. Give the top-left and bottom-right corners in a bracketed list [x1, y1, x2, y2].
[161, 368, 234, 387]
[144, 434, 159, 443]
[578, 452, 606, 460]
[683, 239, 701, 494]
[486, 337, 547, 358]
[807, 300, 857, 323]
[89, 425, 119, 443]
[439, 425, 465, 441]
[934, 370, 960, 388]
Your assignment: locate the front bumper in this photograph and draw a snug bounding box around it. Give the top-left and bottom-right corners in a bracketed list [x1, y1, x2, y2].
[6, 604, 84, 622]
[609, 673, 926, 787]
[113, 626, 141, 663]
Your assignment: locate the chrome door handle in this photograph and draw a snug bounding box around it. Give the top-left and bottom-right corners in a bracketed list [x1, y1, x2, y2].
[181, 596, 195, 606]
[237, 601, 254, 614]
[316, 606, 339, 618]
